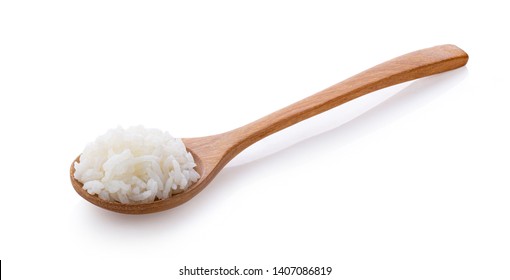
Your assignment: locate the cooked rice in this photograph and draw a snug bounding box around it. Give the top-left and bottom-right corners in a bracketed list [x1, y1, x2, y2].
[73, 126, 200, 204]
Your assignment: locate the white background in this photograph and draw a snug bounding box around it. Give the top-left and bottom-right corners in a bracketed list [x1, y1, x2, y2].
[1, 1, 509, 279]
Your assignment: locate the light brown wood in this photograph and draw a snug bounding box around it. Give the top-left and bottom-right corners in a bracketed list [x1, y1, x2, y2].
[70, 44, 469, 214]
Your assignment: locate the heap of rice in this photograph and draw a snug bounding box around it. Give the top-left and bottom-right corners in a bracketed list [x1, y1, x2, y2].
[73, 126, 200, 204]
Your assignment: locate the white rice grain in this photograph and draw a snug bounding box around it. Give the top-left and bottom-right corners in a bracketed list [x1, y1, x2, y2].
[74, 126, 200, 204]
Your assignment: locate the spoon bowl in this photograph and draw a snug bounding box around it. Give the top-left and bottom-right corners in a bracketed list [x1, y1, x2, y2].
[71, 135, 232, 214]
[71, 44, 469, 214]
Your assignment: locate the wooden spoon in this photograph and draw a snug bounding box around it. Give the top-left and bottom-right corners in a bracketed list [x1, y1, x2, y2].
[70, 44, 468, 214]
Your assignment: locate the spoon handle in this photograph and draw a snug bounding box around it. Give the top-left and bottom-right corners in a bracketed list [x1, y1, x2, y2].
[225, 44, 468, 157]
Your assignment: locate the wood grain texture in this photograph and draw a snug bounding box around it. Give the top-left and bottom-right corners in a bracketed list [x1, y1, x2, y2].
[70, 44, 468, 214]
